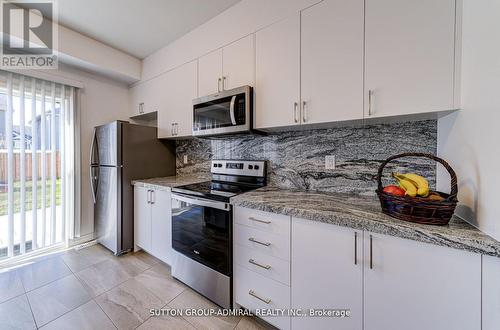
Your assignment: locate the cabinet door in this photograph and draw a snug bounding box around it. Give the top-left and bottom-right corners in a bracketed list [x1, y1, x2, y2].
[223, 35, 255, 90]
[158, 61, 198, 138]
[365, 0, 456, 118]
[364, 232, 481, 330]
[151, 189, 173, 265]
[292, 218, 362, 330]
[198, 49, 222, 96]
[301, 0, 364, 124]
[255, 14, 300, 129]
[134, 186, 151, 251]
[483, 255, 500, 330]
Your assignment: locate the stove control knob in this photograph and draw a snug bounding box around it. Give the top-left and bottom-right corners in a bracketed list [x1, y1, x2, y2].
[213, 163, 217, 167]
[217, 163, 223, 168]
[248, 165, 253, 170]
[254, 165, 260, 170]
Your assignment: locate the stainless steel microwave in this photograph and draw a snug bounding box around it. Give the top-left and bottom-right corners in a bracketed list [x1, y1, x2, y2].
[192, 85, 252, 137]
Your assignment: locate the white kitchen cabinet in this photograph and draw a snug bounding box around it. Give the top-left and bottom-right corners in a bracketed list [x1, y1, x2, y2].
[198, 35, 254, 97]
[158, 60, 197, 138]
[150, 189, 173, 265]
[364, 0, 457, 118]
[482, 255, 500, 330]
[291, 217, 363, 330]
[222, 35, 255, 91]
[134, 186, 151, 251]
[363, 232, 481, 330]
[198, 49, 223, 96]
[255, 14, 300, 129]
[129, 78, 164, 117]
[300, 0, 364, 124]
[134, 186, 174, 265]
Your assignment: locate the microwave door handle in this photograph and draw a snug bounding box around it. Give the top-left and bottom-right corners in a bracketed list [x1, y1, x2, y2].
[229, 95, 237, 125]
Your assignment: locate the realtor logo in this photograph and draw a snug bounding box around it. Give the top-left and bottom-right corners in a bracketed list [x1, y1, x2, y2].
[0, 0, 58, 68]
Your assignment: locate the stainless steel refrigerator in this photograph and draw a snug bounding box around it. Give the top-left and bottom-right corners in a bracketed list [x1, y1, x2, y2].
[90, 121, 175, 255]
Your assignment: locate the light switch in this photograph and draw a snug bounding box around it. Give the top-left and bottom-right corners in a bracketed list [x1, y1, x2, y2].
[183, 155, 188, 164]
[325, 155, 336, 170]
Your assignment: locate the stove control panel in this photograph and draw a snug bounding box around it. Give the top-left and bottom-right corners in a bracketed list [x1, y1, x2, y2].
[211, 160, 266, 177]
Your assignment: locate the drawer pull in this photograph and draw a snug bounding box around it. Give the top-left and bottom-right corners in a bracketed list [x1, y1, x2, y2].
[248, 290, 271, 304]
[248, 237, 271, 247]
[248, 258, 271, 270]
[249, 217, 271, 224]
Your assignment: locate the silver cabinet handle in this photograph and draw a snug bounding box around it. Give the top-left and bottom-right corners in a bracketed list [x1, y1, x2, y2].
[171, 123, 174, 136]
[175, 123, 179, 136]
[370, 234, 373, 269]
[218, 77, 222, 92]
[368, 90, 373, 116]
[248, 290, 271, 304]
[294, 102, 299, 123]
[354, 232, 358, 265]
[248, 237, 271, 247]
[302, 101, 307, 122]
[249, 258, 271, 270]
[222, 76, 227, 90]
[150, 190, 155, 204]
[139, 102, 144, 114]
[147, 190, 151, 204]
[248, 217, 271, 224]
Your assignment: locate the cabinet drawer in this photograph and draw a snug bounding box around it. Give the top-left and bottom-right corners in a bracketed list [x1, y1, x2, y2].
[235, 265, 290, 330]
[235, 206, 290, 236]
[234, 243, 290, 285]
[234, 224, 290, 261]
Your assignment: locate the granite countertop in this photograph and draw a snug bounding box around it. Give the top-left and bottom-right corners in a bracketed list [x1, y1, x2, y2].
[131, 174, 209, 191]
[230, 187, 500, 258]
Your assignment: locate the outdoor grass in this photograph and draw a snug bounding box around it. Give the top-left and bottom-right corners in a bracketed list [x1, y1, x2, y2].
[0, 179, 61, 216]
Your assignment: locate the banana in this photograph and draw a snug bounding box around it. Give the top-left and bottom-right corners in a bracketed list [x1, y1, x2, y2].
[392, 173, 417, 197]
[397, 173, 430, 197]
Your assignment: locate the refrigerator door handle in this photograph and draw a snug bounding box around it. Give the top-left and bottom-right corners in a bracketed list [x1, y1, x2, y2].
[90, 127, 98, 165]
[90, 166, 98, 204]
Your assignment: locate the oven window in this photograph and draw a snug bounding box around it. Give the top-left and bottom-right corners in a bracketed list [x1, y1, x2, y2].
[171, 197, 231, 275]
[193, 94, 246, 131]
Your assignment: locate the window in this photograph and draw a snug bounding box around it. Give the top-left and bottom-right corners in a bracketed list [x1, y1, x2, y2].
[0, 72, 77, 260]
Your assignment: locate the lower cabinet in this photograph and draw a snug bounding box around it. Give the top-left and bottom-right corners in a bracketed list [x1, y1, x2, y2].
[364, 232, 481, 330]
[234, 206, 482, 330]
[134, 186, 174, 265]
[291, 218, 363, 330]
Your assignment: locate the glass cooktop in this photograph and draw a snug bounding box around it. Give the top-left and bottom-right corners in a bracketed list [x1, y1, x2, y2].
[172, 181, 258, 202]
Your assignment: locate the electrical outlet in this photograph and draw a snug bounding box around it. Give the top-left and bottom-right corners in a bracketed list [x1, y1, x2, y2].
[325, 155, 336, 170]
[183, 155, 188, 164]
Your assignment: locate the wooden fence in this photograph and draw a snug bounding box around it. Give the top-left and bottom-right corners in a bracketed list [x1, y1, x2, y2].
[0, 151, 61, 183]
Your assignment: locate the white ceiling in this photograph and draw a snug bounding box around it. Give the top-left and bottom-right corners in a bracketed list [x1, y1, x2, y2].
[40, 0, 242, 59]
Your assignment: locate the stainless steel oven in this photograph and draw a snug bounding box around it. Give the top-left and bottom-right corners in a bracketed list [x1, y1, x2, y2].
[171, 193, 232, 308]
[192, 85, 252, 137]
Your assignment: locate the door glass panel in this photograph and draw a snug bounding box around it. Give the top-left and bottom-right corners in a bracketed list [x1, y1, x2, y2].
[171, 197, 230, 275]
[193, 93, 246, 131]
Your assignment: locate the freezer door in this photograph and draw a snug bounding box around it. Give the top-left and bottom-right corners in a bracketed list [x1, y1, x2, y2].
[95, 121, 121, 166]
[95, 166, 120, 254]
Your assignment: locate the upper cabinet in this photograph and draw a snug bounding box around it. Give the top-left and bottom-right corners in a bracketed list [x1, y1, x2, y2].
[255, 14, 300, 129]
[198, 34, 255, 97]
[158, 60, 197, 138]
[198, 49, 223, 96]
[301, 0, 364, 124]
[129, 78, 163, 117]
[364, 0, 457, 118]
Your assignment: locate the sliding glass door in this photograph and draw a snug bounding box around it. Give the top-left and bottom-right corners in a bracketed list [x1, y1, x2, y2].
[0, 72, 76, 260]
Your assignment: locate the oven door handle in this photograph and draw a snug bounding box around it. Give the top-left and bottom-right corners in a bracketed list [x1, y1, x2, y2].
[229, 95, 237, 125]
[172, 193, 231, 211]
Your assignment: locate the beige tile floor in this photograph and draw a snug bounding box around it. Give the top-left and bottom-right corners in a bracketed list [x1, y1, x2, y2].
[0, 244, 274, 330]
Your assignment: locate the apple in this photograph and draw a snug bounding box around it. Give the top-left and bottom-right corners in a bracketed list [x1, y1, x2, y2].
[383, 185, 406, 196]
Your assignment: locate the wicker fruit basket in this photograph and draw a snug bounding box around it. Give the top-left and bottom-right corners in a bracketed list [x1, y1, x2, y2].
[376, 153, 458, 225]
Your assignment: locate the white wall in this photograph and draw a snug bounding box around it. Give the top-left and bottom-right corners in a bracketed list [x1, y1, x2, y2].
[42, 63, 130, 237]
[140, 0, 319, 83]
[438, 0, 500, 240]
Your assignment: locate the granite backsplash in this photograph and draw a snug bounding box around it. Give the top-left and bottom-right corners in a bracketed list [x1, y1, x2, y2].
[175, 120, 438, 196]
